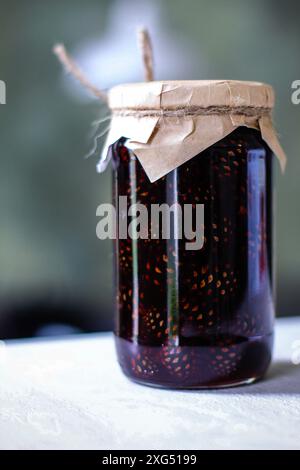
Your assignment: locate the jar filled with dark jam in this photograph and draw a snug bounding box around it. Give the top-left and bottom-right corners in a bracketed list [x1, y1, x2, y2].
[104, 81, 284, 389]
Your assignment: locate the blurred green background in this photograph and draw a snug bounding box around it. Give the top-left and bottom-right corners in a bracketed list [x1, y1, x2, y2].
[0, 0, 299, 338]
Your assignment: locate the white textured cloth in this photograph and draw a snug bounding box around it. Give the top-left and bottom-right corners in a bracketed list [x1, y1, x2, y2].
[0, 317, 300, 450]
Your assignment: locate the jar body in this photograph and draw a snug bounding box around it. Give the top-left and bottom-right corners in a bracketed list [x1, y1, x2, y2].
[112, 127, 274, 388]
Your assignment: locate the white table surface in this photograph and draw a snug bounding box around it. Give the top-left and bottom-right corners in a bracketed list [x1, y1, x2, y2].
[0, 317, 300, 450]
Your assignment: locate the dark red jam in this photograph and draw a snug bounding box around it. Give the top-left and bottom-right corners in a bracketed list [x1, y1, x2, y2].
[111, 127, 274, 388]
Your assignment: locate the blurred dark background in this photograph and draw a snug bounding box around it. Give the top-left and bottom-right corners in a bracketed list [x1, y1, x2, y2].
[0, 0, 299, 339]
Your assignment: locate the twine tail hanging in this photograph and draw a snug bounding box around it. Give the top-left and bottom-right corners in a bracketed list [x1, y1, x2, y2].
[52, 29, 155, 170]
[137, 27, 154, 82]
[53, 28, 154, 102]
[53, 44, 108, 103]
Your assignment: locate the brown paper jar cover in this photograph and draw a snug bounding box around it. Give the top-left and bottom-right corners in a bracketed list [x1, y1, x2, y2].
[100, 80, 286, 182]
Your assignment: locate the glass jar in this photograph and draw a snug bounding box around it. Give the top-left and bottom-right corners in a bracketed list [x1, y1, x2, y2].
[111, 126, 274, 388]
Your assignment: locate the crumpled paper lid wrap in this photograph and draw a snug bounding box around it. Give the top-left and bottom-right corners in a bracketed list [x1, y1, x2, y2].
[99, 80, 287, 182]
